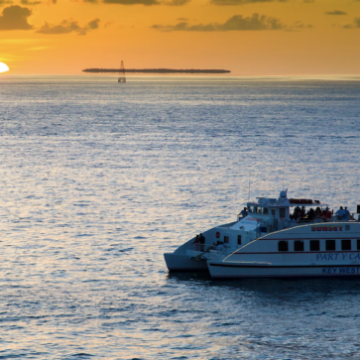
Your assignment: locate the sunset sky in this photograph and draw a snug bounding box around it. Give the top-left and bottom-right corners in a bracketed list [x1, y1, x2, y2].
[0, 0, 360, 75]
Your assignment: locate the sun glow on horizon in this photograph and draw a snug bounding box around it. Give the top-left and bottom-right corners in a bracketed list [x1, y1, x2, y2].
[0, 62, 9, 73]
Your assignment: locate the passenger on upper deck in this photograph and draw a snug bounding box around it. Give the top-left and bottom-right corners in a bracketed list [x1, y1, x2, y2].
[336, 206, 345, 220]
[240, 207, 248, 217]
[307, 208, 315, 221]
[315, 207, 322, 219]
[322, 207, 331, 219]
[300, 206, 306, 218]
[344, 207, 350, 221]
[293, 206, 301, 220]
[321, 207, 331, 222]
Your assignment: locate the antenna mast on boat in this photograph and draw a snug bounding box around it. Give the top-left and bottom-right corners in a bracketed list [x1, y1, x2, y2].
[118, 60, 126, 83]
[248, 174, 251, 201]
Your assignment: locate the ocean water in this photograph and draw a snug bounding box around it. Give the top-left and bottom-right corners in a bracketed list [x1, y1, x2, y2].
[1, 75, 360, 359]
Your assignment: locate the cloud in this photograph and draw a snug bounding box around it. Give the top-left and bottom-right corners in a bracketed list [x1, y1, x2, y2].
[210, 0, 284, 5]
[162, 0, 189, 4]
[210, 0, 315, 5]
[292, 20, 312, 28]
[102, 0, 158, 4]
[37, 18, 100, 35]
[0, 0, 13, 6]
[343, 17, 360, 29]
[153, 13, 285, 31]
[0, 5, 32, 30]
[325, 10, 347, 15]
[86, 0, 188, 5]
[88, 18, 100, 29]
[21, 0, 41, 4]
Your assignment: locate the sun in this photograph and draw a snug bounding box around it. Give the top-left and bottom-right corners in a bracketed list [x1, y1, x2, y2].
[0, 62, 9, 73]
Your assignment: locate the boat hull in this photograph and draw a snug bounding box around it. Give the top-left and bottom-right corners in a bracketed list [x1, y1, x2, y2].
[208, 262, 360, 279]
[164, 253, 208, 272]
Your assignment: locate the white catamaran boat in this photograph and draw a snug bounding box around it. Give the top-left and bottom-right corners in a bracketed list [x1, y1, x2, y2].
[164, 190, 360, 279]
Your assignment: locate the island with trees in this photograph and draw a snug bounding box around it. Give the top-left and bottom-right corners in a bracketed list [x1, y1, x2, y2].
[83, 68, 231, 74]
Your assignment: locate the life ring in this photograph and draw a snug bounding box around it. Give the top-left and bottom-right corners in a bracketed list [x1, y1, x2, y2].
[215, 232, 220, 239]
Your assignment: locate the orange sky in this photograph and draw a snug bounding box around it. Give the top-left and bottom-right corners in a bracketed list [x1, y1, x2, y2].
[0, 0, 360, 75]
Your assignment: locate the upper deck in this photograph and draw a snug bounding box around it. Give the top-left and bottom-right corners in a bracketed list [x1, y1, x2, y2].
[235, 190, 352, 234]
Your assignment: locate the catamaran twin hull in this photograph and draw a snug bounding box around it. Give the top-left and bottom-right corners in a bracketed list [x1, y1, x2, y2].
[165, 221, 360, 279]
[164, 191, 360, 279]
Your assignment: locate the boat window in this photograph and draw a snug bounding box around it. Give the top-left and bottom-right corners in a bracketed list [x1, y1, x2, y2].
[263, 208, 269, 215]
[257, 207, 262, 214]
[278, 241, 288, 252]
[357, 239, 360, 250]
[294, 240, 304, 251]
[237, 235, 242, 245]
[224, 236, 229, 244]
[279, 208, 286, 218]
[341, 239, 351, 251]
[271, 209, 275, 216]
[248, 206, 254, 213]
[326, 240, 336, 251]
[254, 206, 258, 214]
[310, 240, 320, 251]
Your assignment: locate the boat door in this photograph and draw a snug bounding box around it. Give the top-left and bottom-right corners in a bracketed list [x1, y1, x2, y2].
[278, 207, 287, 230]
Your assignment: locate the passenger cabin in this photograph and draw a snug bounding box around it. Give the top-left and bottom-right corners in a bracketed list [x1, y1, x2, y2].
[201, 191, 335, 256]
[237, 190, 329, 232]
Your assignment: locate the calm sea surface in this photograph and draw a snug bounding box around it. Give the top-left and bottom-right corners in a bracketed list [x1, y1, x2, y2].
[1, 75, 360, 359]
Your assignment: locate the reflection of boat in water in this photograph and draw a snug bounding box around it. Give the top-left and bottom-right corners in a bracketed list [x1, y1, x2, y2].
[164, 190, 360, 279]
[118, 60, 126, 83]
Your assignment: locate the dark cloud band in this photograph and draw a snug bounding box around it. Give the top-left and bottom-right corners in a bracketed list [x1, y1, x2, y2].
[325, 10, 347, 16]
[153, 13, 285, 32]
[85, 0, 189, 5]
[37, 18, 100, 35]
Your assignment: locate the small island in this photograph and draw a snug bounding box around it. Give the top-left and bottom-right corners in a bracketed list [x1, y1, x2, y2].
[83, 68, 231, 74]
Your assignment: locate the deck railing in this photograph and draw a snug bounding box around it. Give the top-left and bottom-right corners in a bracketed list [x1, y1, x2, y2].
[189, 243, 231, 253]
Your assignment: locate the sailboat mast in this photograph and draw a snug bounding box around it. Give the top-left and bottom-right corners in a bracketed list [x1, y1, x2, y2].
[118, 60, 126, 83]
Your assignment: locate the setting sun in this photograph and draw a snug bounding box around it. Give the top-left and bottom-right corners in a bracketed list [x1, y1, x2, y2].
[0, 62, 9, 73]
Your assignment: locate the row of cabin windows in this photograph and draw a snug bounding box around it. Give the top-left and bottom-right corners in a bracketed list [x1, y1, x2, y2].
[248, 206, 276, 216]
[223, 235, 242, 245]
[278, 239, 359, 252]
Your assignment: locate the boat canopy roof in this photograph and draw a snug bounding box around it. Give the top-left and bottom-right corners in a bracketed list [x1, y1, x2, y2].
[247, 190, 329, 208]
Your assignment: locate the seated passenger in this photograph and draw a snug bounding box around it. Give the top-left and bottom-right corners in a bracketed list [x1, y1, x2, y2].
[215, 241, 224, 251]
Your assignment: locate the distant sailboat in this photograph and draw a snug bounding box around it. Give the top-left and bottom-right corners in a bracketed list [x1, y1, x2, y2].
[118, 60, 126, 83]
